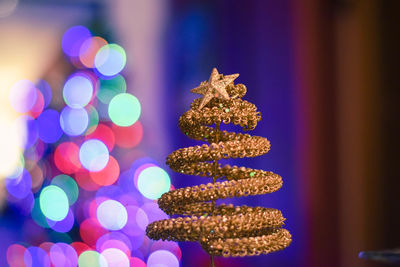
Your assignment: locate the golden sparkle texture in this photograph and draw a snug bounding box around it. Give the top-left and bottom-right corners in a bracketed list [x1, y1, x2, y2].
[146, 69, 291, 258]
[190, 68, 239, 110]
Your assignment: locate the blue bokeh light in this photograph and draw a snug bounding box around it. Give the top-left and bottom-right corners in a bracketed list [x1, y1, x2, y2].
[94, 44, 126, 77]
[62, 26, 91, 57]
[37, 109, 63, 143]
[63, 74, 93, 108]
[97, 200, 128, 231]
[60, 106, 89, 136]
[79, 139, 109, 172]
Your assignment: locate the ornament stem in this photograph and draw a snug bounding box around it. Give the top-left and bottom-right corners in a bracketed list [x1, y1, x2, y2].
[210, 123, 220, 266]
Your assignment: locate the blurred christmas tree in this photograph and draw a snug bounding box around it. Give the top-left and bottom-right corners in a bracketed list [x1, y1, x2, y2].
[4, 25, 181, 266]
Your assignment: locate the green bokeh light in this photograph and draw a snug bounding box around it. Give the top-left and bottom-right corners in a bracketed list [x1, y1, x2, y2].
[98, 75, 126, 104]
[51, 175, 79, 205]
[137, 166, 171, 200]
[108, 93, 141, 127]
[85, 105, 99, 135]
[31, 197, 50, 228]
[78, 250, 107, 267]
[39, 185, 69, 221]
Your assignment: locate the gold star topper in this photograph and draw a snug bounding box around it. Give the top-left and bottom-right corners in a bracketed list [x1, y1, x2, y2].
[191, 68, 239, 110]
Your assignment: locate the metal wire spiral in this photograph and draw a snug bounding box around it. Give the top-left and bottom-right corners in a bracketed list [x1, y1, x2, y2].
[146, 81, 291, 257]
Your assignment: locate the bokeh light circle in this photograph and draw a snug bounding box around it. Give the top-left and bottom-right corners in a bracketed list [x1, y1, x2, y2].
[94, 44, 126, 77]
[70, 242, 90, 257]
[62, 26, 91, 57]
[122, 205, 148, 237]
[5, 169, 32, 199]
[85, 105, 99, 134]
[97, 199, 128, 231]
[112, 121, 143, 148]
[24, 246, 51, 267]
[96, 232, 132, 256]
[98, 75, 126, 104]
[6, 153, 24, 179]
[54, 142, 82, 174]
[147, 250, 179, 267]
[131, 257, 146, 267]
[37, 109, 63, 143]
[137, 166, 171, 200]
[85, 123, 115, 151]
[7, 244, 26, 267]
[108, 93, 141, 127]
[74, 170, 101, 192]
[36, 80, 52, 108]
[39, 185, 69, 221]
[90, 155, 120, 186]
[101, 248, 129, 267]
[47, 208, 75, 233]
[79, 139, 109, 172]
[31, 197, 50, 228]
[29, 89, 45, 118]
[50, 243, 78, 267]
[24, 116, 39, 149]
[79, 36, 108, 68]
[63, 74, 93, 108]
[79, 218, 109, 247]
[9, 80, 37, 113]
[60, 106, 89, 136]
[150, 241, 182, 261]
[51, 174, 79, 205]
[78, 250, 107, 267]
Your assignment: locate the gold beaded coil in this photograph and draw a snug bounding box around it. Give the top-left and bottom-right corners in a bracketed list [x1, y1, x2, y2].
[146, 81, 292, 257]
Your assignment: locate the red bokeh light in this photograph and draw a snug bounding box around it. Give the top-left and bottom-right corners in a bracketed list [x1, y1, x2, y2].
[79, 218, 108, 247]
[29, 89, 45, 118]
[86, 123, 115, 151]
[74, 170, 101, 192]
[54, 142, 81, 174]
[112, 121, 143, 148]
[90, 156, 120, 186]
[70, 242, 91, 256]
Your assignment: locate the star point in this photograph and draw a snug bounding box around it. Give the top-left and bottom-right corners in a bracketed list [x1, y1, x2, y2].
[190, 68, 239, 109]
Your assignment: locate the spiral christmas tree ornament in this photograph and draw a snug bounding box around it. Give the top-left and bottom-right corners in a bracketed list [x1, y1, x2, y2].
[146, 68, 292, 264]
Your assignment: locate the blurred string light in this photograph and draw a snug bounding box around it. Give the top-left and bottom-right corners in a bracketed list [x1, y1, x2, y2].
[36, 80, 52, 108]
[37, 109, 63, 143]
[49, 243, 78, 267]
[80, 37, 108, 69]
[94, 44, 127, 77]
[39, 185, 69, 221]
[51, 175, 79, 205]
[78, 250, 107, 267]
[108, 93, 141, 127]
[61, 26, 91, 58]
[97, 75, 126, 105]
[147, 250, 179, 267]
[85, 105, 100, 134]
[63, 73, 93, 109]
[60, 106, 89, 136]
[137, 166, 171, 200]
[97, 199, 128, 231]
[79, 139, 109, 172]
[5, 24, 181, 266]
[9, 79, 37, 113]
[101, 247, 130, 267]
